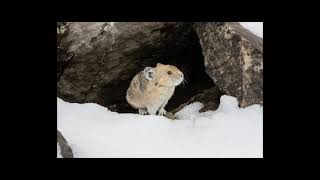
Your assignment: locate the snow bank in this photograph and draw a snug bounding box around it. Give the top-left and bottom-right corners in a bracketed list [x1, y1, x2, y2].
[239, 22, 263, 38]
[57, 95, 263, 158]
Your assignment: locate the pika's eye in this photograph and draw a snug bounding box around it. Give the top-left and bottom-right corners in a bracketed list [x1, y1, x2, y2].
[167, 71, 172, 75]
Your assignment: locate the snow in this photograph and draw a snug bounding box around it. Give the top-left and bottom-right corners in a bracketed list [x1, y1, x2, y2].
[175, 102, 203, 120]
[57, 95, 263, 158]
[239, 22, 263, 38]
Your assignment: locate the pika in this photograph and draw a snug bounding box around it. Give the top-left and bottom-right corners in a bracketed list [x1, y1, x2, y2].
[126, 63, 184, 115]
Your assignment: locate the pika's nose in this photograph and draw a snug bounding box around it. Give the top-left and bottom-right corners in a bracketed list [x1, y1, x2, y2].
[180, 74, 183, 78]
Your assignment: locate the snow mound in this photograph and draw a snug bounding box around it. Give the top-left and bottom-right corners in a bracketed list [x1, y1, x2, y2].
[175, 102, 203, 120]
[57, 95, 263, 158]
[216, 95, 239, 113]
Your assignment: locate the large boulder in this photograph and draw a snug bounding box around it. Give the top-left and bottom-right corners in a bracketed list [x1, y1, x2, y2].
[193, 22, 263, 107]
[57, 22, 199, 111]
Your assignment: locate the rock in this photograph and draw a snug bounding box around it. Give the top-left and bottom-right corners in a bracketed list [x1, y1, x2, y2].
[57, 130, 74, 158]
[164, 112, 175, 120]
[57, 22, 198, 111]
[193, 22, 263, 107]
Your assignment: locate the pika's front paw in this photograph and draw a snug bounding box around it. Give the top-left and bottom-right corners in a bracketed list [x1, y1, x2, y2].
[158, 108, 167, 116]
[138, 109, 148, 115]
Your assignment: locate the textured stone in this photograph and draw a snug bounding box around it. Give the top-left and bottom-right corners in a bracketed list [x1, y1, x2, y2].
[57, 130, 74, 158]
[57, 22, 183, 105]
[193, 22, 263, 107]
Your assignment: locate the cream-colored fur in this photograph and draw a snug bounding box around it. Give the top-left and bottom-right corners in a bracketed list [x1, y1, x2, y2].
[126, 63, 184, 115]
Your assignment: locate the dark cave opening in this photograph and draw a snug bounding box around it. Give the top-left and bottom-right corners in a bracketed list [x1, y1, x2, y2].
[103, 25, 222, 114]
[154, 28, 217, 111]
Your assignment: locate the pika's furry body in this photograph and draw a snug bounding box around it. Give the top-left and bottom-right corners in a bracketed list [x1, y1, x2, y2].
[126, 63, 184, 115]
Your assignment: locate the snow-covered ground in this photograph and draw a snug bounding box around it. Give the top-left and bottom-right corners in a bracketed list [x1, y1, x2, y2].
[239, 22, 263, 38]
[57, 95, 263, 158]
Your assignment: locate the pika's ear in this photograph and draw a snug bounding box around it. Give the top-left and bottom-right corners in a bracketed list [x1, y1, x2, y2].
[156, 63, 164, 67]
[143, 67, 155, 80]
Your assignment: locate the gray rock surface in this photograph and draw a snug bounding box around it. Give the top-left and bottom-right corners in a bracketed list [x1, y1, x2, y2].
[193, 22, 263, 107]
[57, 22, 195, 110]
[57, 130, 74, 158]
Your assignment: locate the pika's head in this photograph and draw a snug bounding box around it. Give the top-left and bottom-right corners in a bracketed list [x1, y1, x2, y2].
[143, 63, 184, 87]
